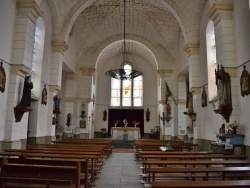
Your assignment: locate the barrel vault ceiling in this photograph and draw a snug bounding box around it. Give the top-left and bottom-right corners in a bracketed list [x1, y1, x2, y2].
[46, 0, 206, 71]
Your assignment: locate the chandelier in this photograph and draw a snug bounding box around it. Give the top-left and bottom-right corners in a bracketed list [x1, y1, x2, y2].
[105, 0, 142, 80]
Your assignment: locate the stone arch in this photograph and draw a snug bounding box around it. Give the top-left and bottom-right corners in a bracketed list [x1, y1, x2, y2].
[77, 34, 175, 72]
[51, 0, 189, 45]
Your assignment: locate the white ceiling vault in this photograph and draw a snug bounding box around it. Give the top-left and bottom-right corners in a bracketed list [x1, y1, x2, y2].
[46, 0, 206, 71]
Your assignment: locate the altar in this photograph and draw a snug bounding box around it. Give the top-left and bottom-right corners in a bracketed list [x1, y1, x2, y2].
[111, 127, 140, 140]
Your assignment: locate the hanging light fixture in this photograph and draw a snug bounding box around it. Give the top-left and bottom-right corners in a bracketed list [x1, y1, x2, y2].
[105, 0, 142, 80]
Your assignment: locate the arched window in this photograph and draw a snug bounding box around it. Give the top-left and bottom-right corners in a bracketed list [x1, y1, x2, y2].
[206, 20, 217, 101]
[31, 18, 45, 98]
[111, 64, 143, 107]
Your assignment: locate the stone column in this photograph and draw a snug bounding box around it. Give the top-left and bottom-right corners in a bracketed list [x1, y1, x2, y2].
[177, 77, 190, 137]
[184, 43, 201, 139]
[208, 2, 239, 123]
[45, 41, 68, 142]
[3, 0, 42, 149]
[79, 67, 95, 138]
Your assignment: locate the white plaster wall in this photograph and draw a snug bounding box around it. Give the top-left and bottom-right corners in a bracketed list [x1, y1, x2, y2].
[0, 0, 16, 141]
[198, 1, 225, 142]
[233, 0, 250, 145]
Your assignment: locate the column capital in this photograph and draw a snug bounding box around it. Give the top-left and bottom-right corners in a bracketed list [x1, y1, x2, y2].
[10, 65, 30, 77]
[80, 98, 92, 103]
[16, 0, 43, 22]
[158, 69, 173, 78]
[208, 3, 233, 23]
[49, 85, 61, 92]
[52, 41, 69, 54]
[80, 67, 96, 76]
[184, 43, 199, 56]
[190, 87, 201, 95]
[177, 76, 186, 82]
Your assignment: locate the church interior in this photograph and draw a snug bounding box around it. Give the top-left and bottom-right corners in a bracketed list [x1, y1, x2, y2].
[1, 0, 250, 187]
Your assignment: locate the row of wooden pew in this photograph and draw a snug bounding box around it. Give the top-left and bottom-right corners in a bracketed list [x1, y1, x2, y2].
[0, 138, 114, 188]
[133, 139, 250, 188]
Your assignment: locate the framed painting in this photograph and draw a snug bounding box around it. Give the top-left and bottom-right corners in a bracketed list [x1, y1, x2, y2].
[240, 65, 250, 97]
[80, 120, 86, 129]
[0, 62, 6, 93]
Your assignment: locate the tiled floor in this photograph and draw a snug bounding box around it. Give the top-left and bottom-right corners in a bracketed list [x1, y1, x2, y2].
[94, 153, 144, 188]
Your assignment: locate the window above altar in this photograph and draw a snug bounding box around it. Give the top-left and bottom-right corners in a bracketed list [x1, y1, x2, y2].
[110, 64, 143, 107]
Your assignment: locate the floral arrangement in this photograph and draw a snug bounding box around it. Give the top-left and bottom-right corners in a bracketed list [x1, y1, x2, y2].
[228, 120, 239, 129]
[155, 125, 161, 132]
[133, 121, 140, 127]
[113, 121, 119, 127]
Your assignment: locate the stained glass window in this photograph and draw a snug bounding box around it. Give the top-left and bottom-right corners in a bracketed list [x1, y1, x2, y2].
[110, 64, 143, 107]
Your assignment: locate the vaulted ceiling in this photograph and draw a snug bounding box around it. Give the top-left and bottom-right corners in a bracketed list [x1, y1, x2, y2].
[46, 0, 206, 70]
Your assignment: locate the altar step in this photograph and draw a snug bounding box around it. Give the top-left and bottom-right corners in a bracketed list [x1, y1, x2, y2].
[113, 140, 134, 148]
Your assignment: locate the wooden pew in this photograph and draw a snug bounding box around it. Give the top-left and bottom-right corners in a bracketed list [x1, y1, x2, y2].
[28, 144, 110, 158]
[0, 152, 100, 183]
[0, 158, 82, 188]
[141, 160, 250, 179]
[52, 139, 114, 156]
[140, 154, 248, 161]
[145, 166, 250, 182]
[145, 180, 250, 188]
[0, 176, 73, 188]
[0, 155, 90, 188]
[134, 140, 198, 155]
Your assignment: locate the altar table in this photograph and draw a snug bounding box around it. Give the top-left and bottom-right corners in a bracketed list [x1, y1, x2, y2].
[111, 127, 140, 140]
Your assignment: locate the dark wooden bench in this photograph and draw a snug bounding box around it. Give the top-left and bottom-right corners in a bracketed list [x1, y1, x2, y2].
[141, 159, 250, 174]
[145, 180, 250, 188]
[0, 176, 73, 188]
[145, 166, 250, 183]
[52, 139, 114, 156]
[27, 144, 109, 158]
[0, 158, 82, 188]
[140, 154, 248, 161]
[0, 152, 100, 183]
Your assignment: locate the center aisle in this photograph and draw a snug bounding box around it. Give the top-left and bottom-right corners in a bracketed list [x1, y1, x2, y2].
[94, 152, 144, 188]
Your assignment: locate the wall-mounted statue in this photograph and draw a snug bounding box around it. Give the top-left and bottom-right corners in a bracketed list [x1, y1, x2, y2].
[19, 75, 33, 107]
[0, 62, 6, 93]
[53, 94, 61, 114]
[41, 85, 47, 105]
[201, 87, 207, 107]
[240, 65, 250, 97]
[103, 109, 107, 121]
[14, 75, 33, 122]
[214, 65, 232, 123]
[146, 108, 150, 122]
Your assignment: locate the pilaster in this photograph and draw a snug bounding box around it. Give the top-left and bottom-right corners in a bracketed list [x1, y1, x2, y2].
[50, 41, 68, 87]
[184, 43, 200, 90]
[79, 67, 95, 99]
[208, 2, 239, 123]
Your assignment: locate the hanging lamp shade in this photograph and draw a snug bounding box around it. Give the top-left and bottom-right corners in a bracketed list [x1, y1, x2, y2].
[105, 0, 142, 80]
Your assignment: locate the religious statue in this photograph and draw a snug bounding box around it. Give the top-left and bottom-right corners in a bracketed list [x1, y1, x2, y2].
[53, 94, 61, 114]
[103, 110, 107, 121]
[166, 102, 171, 117]
[201, 87, 207, 107]
[0, 62, 6, 93]
[41, 85, 47, 105]
[66, 113, 71, 127]
[187, 92, 194, 113]
[146, 108, 150, 122]
[19, 75, 33, 106]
